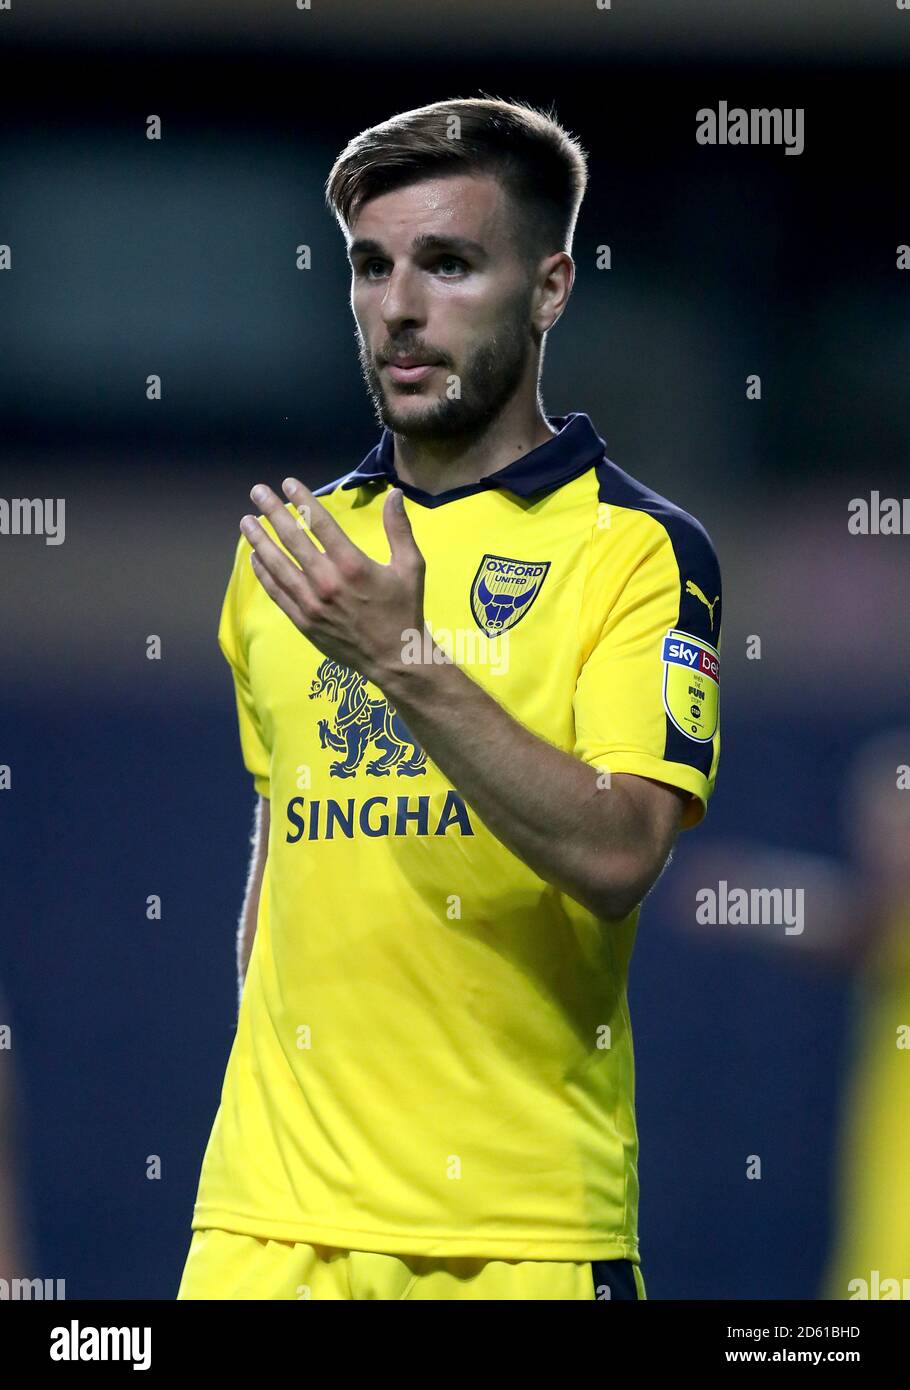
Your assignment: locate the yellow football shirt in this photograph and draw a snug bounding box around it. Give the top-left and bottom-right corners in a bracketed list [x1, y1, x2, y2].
[190, 412, 722, 1260]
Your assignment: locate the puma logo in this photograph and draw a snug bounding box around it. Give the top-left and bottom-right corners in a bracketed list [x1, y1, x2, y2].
[685, 580, 720, 631]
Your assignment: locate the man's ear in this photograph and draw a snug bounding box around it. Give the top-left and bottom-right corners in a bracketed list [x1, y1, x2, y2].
[532, 251, 574, 335]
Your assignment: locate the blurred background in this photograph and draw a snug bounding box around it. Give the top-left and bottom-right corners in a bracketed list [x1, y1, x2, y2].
[1, 1, 909, 1299]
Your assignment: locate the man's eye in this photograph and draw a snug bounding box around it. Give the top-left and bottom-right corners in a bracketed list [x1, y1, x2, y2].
[434, 256, 467, 276]
[362, 259, 388, 279]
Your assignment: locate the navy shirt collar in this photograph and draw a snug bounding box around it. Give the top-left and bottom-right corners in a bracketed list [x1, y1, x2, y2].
[340, 412, 606, 506]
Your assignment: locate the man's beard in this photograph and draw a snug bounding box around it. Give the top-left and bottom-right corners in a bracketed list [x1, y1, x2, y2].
[357, 301, 533, 445]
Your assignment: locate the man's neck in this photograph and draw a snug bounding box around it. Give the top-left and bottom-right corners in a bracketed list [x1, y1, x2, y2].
[391, 406, 558, 497]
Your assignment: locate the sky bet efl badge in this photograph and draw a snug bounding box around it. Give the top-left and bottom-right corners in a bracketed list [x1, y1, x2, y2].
[662, 629, 720, 742]
[470, 554, 551, 637]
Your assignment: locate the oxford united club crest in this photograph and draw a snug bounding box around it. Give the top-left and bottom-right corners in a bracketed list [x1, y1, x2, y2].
[470, 554, 550, 637]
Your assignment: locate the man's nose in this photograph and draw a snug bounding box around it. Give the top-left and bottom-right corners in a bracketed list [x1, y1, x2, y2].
[380, 265, 425, 332]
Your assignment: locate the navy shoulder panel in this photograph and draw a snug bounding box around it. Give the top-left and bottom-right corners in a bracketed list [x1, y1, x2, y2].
[312, 472, 355, 498]
[596, 458, 722, 779]
[596, 458, 722, 646]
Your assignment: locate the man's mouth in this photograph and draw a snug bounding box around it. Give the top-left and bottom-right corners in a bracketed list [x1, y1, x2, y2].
[382, 357, 441, 385]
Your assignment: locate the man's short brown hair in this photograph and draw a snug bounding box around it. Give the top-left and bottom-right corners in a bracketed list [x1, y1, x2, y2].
[325, 95, 588, 262]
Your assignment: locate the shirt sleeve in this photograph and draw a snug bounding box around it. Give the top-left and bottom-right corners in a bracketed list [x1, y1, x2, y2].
[217, 534, 271, 799]
[573, 509, 722, 831]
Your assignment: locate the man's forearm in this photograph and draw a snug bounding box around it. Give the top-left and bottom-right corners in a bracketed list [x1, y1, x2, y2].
[375, 632, 667, 919]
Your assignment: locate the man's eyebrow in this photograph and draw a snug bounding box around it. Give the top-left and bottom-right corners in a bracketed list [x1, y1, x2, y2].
[411, 234, 486, 258]
[347, 233, 487, 262]
[347, 238, 384, 261]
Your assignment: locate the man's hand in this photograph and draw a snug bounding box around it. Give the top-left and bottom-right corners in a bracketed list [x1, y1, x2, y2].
[240, 478, 427, 684]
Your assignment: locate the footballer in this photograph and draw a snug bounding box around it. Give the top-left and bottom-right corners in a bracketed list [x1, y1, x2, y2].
[177, 96, 722, 1301]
